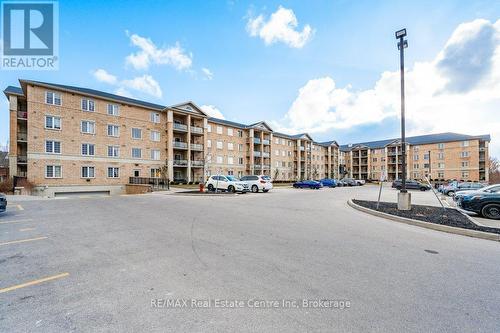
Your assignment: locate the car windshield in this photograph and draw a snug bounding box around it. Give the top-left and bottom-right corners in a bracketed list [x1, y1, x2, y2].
[481, 185, 500, 192]
[226, 176, 239, 181]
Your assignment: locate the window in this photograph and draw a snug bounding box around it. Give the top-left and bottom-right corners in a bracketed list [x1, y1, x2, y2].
[275, 161, 280, 167]
[437, 143, 445, 149]
[81, 143, 95, 156]
[45, 115, 61, 130]
[460, 151, 470, 158]
[216, 156, 223, 164]
[45, 140, 61, 154]
[461, 141, 469, 147]
[45, 165, 62, 178]
[216, 126, 223, 134]
[413, 164, 419, 169]
[107, 124, 119, 137]
[413, 155, 419, 161]
[461, 171, 469, 178]
[437, 152, 444, 160]
[133, 170, 140, 177]
[45, 91, 61, 105]
[81, 166, 95, 178]
[275, 138, 280, 144]
[132, 148, 142, 158]
[423, 163, 430, 169]
[81, 121, 95, 134]
[413, 146, 419, 151]
[150, 112, 160, 123]
[151, 149, 160, 160]
[108, 146, 119, 157]
[207, 139, 212, 148]
[227, 143, 234, 150]
[372, 158, 377, 162]
[108, 167, 120, 178]
[107, 104, 119, 116]
[438, 163, 445, 169]
[237, 130, 243, 138]
[227, 128, 233, 136]
[461, 161, 469, 167]
[207, 124, 212, 132]
[228, 157, 234, 165]
[238, 157, 244, 165]
[81, 98, 95, 112]
[438, 172, 444, 178]
[151, 168, 161, 178]
[275, 150, 280, 156]
[282, 151, 285, 157]
[238, 144, 243, 152]
[216, 141, 223, 149]
[423, 153, 429, 160]
[150, 131, 160, 142]
[132, 128, 142, 139]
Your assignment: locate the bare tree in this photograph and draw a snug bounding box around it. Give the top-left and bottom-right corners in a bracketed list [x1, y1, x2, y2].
[489, 157, 500, 184]
[274, 167, 280, 181]
[312, 166, 319, 180]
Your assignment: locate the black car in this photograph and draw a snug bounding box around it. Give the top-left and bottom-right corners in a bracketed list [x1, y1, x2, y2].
[342, 178, 360, 186]
[457, 185, 500, 219]
[0, 193, 6, 213]
[391, 179, 431, 191]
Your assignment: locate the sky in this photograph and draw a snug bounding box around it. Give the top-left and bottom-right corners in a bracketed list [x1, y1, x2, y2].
[1, 0, 499, 156]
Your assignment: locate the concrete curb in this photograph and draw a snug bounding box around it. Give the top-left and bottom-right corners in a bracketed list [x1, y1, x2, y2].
[170, 191, 241, 197]
[347, 199, 500, 242]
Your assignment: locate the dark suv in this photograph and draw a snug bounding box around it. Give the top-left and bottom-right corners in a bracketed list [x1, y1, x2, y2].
[391, 179, 431, 191]
[457, 184, 500, 219]
[0, 193, 6, 213]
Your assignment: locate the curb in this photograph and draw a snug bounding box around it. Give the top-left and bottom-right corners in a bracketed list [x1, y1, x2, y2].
[347, 199, 500, 242]
[170, 191, 241, 197]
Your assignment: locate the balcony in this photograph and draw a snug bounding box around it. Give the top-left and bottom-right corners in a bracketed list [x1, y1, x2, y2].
[190, 143, 204, 151]
[17, 132, 28, 142]
[254, 151, 261, 157]
[173, 159, 188, 167]
[191, 160, 204, 167]
[18, 155, 27, 164]
[299, 146, 305, 151]
[17, 111, 28, 120]
[191, 126, 203, 134]
[262, 165, 271, 170]
[254, 138, 261, 144]
[262, 139, 270, 145]
[173, 123, 188, 132]
[173, 141, 188, 149]
[262, 152, 270, 158]
[254, 164, 262, 169]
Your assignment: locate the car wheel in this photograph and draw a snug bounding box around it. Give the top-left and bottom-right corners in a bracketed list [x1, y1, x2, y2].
[420, 187, 426, 191]
[447, 191, 455, 196]
[481, 204, 500, 220]
[263, 189, 269, 193]
[228, 185, 235, 193]
[251, 185, 259, 193]
[293, 184, 298, 188]
[207, 184, 214, 192]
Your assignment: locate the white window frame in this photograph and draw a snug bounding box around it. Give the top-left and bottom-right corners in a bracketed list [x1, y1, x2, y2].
[131, 128, 142, 139]
[150, 168, 161, 178]
[45, 115, 61, 130]
[81, 98, 95, 112]
[81, 120, 95, 134]
[108, 145, 120, 158]
[150, 112, 161, 123]
[227, 142, 234, 150]
[81, 143, 95, 156]
[228, 156, 234, 165]
[151, 149, 161, 160]
[207, 139, 212, 148]
[107, 104, 119, 116]
[45, 165, 62, 178]
[132, 148, 142, 159]
[216, 141, 223, 149]
[150, 131, 160, 142]
[81, 166, 95, 178]
[216, 155, 223, 164]
[227, 128, 233, 136]
[107, 167, 120, 178]
[216, 126, 223, 134]
[45, 140, 61, 154]
[45, 91, 61, 106]
[107, 124, 120, 137]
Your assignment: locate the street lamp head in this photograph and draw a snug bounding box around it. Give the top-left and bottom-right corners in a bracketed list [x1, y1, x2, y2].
[395, 28, 407, 39]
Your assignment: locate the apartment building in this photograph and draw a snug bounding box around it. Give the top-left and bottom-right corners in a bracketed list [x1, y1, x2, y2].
[341, 133, 490, 182]
[3, 80, 490, 196]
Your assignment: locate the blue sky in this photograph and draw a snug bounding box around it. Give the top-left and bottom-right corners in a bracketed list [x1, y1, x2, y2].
[1, 0, 499, 155]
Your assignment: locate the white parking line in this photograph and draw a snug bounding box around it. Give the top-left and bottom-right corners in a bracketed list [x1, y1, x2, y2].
[0, 219, 33, 225]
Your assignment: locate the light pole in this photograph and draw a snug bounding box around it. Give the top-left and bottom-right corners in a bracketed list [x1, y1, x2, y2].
[395, 28, 411, 210]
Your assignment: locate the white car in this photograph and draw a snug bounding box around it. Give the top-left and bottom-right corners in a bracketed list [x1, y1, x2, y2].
[205, 175, 249, 193]
[240, 175, 273, 193]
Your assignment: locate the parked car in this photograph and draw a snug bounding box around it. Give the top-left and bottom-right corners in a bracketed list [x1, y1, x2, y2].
[240, 175, 273, 193]
[454, 184, 500, 202]
[0, 193, 6, 213]
[457, 185, 500, 219]
[336, 179, 345, 187]
[293, 180, 323, 189]
[355, 179, 366, 186]
[391, 179, 431, 191]
[318, 178, 337, 188]
[205, 175, 249, 193]
[442, 182, 485, 196]
[342, 178, 360, 186]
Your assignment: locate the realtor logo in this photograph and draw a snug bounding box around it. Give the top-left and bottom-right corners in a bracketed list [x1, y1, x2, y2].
[1, 1, 59, 70]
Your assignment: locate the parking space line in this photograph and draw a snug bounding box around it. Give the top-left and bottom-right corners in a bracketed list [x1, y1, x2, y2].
[0, 218, 33, 225]
[19, 228, 36, 232]
[0, 273, 69, 294]
[0, 236, 48, 246]
[16, 205, 24, 211]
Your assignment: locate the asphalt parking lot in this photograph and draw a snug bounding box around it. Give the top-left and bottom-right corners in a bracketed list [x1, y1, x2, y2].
[1, 186, 499, 332]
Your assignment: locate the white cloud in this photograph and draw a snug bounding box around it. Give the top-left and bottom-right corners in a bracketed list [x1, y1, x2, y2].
[201, 105, 225, 119]
[274, 19, 500, 156]
[92, 69, 117, 85]
[202, 67, 213, 80]
[247, 6, 314, 48]
[92, 70, 162, 99]
[125, 32, 193, 71]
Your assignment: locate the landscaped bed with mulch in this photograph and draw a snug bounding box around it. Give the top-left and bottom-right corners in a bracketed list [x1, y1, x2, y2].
[353, 199, 500, 235]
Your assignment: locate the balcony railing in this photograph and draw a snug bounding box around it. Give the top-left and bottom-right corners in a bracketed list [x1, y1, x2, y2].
[254, 138, 261, 144]
[299, 146, 305, 151]
[191, 126, 203, 134]
[17, 132, 27, 141]
[17, 155, 27, 163]
[262, 152, 270, 158]
[254, 164, 262, 169]
[173, 123, 188, 131]
[191, 160, 204, 167]
[262, 165, 270, 170]
[254, 151, 261, 157]
[190, 143, 204, 151]
[129, 177, 169, 190]
[173, 159, 188, 167]
[173, 141, 188, 149]
[17, 111, 28, 119]
[262, 139, 270, 145]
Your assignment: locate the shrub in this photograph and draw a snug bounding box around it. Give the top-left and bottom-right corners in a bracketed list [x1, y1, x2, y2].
[0, 178, 13, 193]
